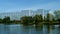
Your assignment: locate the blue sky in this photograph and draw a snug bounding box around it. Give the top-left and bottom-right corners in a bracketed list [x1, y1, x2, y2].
[0, 0, 60, 13]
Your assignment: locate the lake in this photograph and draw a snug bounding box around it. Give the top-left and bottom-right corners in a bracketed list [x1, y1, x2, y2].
[0, 24, 60, 34]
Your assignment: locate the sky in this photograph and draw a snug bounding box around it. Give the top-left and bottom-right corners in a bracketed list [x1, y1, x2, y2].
[0, 0, 60, 13]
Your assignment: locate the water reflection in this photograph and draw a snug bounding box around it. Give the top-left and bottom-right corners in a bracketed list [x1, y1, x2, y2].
[0, 24, 43, 34]
[4, 25, 10, 34]
[0, 24, 60, 34]
[36, 26, 43, 34]
[43, 25, 60, 34]
[0, 24, 4, 34]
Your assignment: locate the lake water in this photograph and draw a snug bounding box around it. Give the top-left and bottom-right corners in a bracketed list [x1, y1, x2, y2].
[0, 24, 60, 34]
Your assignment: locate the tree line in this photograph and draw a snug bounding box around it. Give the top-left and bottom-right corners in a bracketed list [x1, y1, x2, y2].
[0, 10, 60, 25]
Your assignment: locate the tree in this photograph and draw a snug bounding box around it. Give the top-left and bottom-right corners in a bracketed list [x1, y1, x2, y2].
[54, 10, 60, 20]
[20, 16, 33, 25]
[33, 14, 43, 25]
[46, 13, 50, 22]
[3, 16, 10, 24]
[0, 18, 2, 23]
[54, 10, 60, 22]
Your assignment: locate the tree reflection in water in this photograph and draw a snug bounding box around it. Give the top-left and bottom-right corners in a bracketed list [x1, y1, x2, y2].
[43, 25, 60, 34]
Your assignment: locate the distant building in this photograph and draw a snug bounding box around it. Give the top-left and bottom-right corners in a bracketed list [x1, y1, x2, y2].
[0, 9, 50, 20]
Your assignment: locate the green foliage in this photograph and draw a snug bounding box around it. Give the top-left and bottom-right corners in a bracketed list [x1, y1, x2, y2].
[0, 10, 60, 25]
[33, 15, 43, 24]
[46, 13, 50, 21]
[2, 16, 11, 24]
[20, 16, 33, 25]
[20, 14, 43, 25]
[0, 18, 3, 23]
[54, 10, 60, 20]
